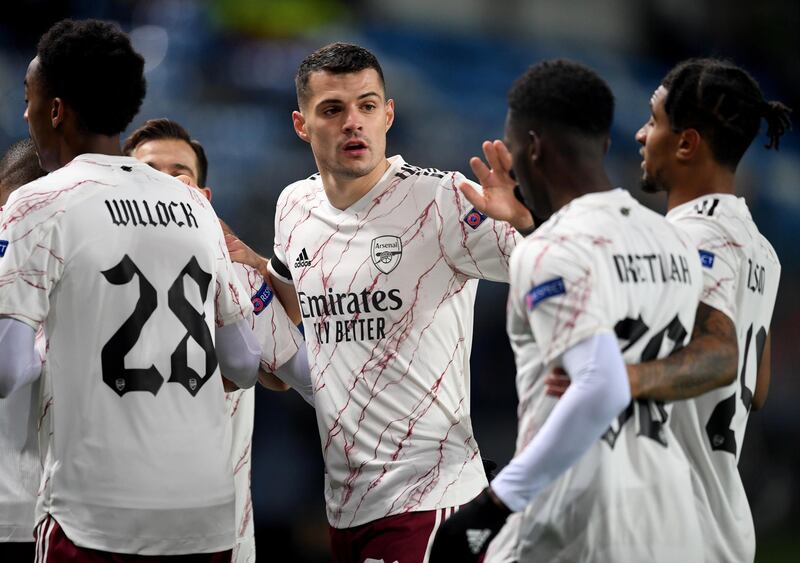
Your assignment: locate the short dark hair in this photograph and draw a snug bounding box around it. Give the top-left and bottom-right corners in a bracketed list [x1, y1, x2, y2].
[508, 59, 614, 137]
[662, 58, 792, 169]
[295, 42, 385, 107]
[0, 138, 46, 205]
[123, 118, 208, 187]
[36, 19, 146, 136]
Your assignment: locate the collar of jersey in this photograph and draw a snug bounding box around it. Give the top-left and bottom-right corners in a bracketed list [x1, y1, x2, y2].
[69, 153, 141, 168]
[320, 155, 406, 216]
[666, 193, 747, 220]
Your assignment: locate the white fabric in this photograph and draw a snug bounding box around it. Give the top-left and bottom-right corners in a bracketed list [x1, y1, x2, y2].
[0, 318, 40, 397]
[227, 262, 301, 563]
[491, 332, 630, 512]
[0, 327, 46, 542]
[274, 345, 314, 406]
[216, 319, 260, 389]
[497, 189, 704, 562]
[0, 154, 251, 554]
[269, 155, 519, 527]
[667, 194, 781, 563]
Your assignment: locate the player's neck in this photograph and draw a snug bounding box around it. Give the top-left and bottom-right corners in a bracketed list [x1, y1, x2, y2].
[321, 158, 391, 210]
[666, 164, 735, 211]
[548, 164, 613, 213]
[62, 134, 124, 167]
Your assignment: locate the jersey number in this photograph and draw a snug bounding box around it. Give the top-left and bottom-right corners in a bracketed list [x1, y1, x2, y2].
[705, 323, 766, 455]
[602, 315, 688, 448]
[100, 255, 217, 397]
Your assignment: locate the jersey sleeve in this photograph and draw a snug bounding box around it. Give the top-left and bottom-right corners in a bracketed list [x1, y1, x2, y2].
[671, 215, 738, 323]
[511, 238, 612, 365]
[211, 217, 252, 328]
[268, 188, 293, 285]
[0, 187, 66, 329]
[436, 173, 519, 282]
[233, 262, 303, 372]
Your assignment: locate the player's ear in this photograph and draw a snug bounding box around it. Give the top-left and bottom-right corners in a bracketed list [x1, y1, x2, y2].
[51, 97, 64, 129]
[292, 111, 310, 143]
[200, 186, 212, 202]
[527, 129, 542, 164]
[385, 99, 395, 132]
[676, 128, 701, 162]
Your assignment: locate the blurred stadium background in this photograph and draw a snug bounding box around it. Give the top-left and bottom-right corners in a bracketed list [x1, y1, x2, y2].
[2, 1, 798, 561]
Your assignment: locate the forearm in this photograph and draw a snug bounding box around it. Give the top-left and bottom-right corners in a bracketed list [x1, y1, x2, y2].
[0, 318, 41, 398]
[491, 332, 630, 511]
[273, 345, 314, 406]
[631, 303, 737, 401]
[216, 319, 261, 389]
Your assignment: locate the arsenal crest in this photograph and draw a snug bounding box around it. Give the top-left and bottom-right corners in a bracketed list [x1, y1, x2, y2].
[371, 236, 402, 274]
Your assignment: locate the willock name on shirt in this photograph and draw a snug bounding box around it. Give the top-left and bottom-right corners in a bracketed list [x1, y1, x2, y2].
[105, 199, 199, 229]
[299, 287, 403, 344]
[613, 252, 692, 284]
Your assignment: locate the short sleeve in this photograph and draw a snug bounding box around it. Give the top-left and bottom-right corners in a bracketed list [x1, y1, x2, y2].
[671, 216, 738, 323]
[233, 262, 302, 372]
[0, 188, 65, 329]
[269, 188, 292, 284]
[212, 218, 252, 327]
[510, 239, 611, 365]
[436, 173, 519, 282]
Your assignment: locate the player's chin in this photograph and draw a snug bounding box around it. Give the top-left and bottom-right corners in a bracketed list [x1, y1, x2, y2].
[639, 175, 663, 194]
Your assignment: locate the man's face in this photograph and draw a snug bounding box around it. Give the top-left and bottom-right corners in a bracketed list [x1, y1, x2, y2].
[635, 86, 680, 193]
[294, 69, 394, 180]
[131, 138, 210, 200]
[24, 57, 59, 172]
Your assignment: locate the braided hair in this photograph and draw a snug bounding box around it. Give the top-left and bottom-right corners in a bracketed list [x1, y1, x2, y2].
[662, 58, 792, 169]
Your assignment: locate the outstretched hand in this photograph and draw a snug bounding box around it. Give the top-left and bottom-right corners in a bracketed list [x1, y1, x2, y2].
[460, 140, 534, 232]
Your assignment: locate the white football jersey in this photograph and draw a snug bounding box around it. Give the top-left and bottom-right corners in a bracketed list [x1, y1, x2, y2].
[228, 262, 302, 563]
[667, 194, 781, 563]
[269, 155, 518, 528]
[496, 189, 704, 562]
[0, 154, 251, 555]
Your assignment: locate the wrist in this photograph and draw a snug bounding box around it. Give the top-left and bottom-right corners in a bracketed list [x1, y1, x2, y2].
[627, 364, 640, 399]
[485, 486, 511, 514]
[511, 210, 535, 235]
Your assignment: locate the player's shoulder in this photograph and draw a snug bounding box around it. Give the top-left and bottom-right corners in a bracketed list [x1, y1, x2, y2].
[281, 171, 322, 197]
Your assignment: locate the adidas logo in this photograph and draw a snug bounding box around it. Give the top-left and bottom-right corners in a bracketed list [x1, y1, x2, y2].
[294, 248, 311, 268]
[466, 528, 491, 555]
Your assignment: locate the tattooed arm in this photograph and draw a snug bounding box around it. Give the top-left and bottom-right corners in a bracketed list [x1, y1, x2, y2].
[752, 331, 771, 411]
[629, 302, 738, 400]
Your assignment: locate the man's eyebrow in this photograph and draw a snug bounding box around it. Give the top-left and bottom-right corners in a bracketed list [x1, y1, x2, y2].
[317, 92, 382, 106]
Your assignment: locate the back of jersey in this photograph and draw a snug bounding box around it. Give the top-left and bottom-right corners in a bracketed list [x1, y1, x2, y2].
[507, 189, 704, 562]
[0, 154, 249, 555]
[668, 194, 781, 562]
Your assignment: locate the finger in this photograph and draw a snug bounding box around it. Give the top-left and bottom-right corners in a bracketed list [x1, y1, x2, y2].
[469, 156, 492, 186]
[483, 140, 504, 175]
[175, 174, 197, 187]
[459, 181, 486, 212]
[494, 140, 513, 172]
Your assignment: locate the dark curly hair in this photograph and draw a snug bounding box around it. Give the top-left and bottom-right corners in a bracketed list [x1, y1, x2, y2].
[295, 42, 385, 108]
[36, 19, 146, 136]
[508, 59, 614, 137]
[0, 138, 45, 205]
[123, 118, 208, 187]
[662, 58, 792, 169]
